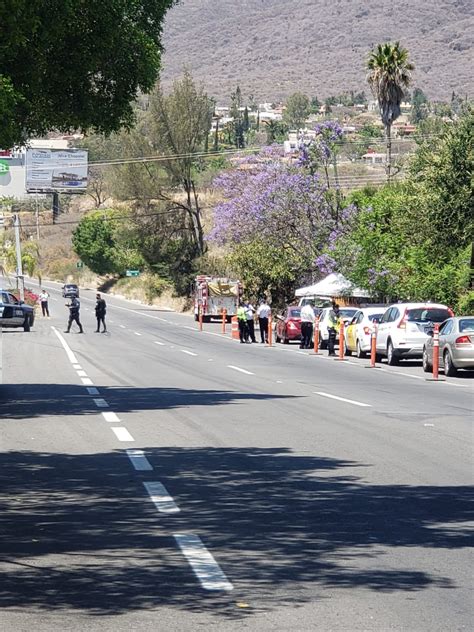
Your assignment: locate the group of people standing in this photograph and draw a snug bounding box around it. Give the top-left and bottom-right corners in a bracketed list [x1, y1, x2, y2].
[237, 298, 271, 344]
[37, 289, 107, 334]
[299, 301, 341, 355]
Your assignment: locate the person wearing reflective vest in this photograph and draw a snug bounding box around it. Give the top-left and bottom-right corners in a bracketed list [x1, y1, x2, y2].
[327, 302, 341, 356]
[237, 303, 248, 344]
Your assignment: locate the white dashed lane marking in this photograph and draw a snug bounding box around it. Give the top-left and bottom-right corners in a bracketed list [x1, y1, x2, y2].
[81, 377, 93, 386]
[154, 341, 165, 346]
[111, 427, 135, 442]
[227, 365, 255, 375]
[120, 325, 126, 329]
[134, 332, 142, 336]
[77, 370, 87, 377]
[174, 534, 234, 592]
[126, 449, 153, 471]
[143, 482, 180, 513]
[314, 391, 372, 408]
[181, 350, 197, 356]
[102, 411, 120, 423]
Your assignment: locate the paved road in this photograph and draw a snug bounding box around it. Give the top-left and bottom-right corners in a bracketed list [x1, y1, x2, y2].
[1, 281, 472, 631]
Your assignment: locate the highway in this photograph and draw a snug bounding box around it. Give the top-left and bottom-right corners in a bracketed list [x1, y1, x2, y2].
[1, 281, 473, 631]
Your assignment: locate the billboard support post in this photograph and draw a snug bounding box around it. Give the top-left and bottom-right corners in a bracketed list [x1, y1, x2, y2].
[52, 192, 60, 223]
[14, 214, 25, 302]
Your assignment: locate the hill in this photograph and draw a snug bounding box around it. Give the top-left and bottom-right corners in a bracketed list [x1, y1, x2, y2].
[160, 0, 473, 102]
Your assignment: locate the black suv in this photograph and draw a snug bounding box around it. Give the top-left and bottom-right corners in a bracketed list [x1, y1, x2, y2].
[0, 290, 35, 331]
[62, 284, 79, 298]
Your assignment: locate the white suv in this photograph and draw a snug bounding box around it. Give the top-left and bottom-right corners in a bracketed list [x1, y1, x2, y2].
[376, 302, 453, 365]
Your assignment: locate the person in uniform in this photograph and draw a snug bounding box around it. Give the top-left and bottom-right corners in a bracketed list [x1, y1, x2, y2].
[327, 302, 340, 356]
[95, 293, 107, 333]
[65, 296, 84, 333]
[300, 303, 315, 349]
[257, 298, 271, 343]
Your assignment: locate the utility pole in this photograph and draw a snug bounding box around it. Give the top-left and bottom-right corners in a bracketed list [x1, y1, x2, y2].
[14, 214, 25, 302]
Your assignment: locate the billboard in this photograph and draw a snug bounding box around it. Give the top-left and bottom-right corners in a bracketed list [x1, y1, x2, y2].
[25, 148, 88, 192]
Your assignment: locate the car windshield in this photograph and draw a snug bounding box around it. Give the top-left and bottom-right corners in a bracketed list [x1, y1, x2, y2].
[340, 308, 358, 319]
[65, 285, 77, 289]
[407, 308, 451, 323]
[288, 308, 301, 318]
[459, 318, 474, 333]
[368, 313, 383, 322]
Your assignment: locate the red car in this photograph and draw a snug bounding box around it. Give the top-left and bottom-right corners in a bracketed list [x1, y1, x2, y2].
[275, 305, 320, 344]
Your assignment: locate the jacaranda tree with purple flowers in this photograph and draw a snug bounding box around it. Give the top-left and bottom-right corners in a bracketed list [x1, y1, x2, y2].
[208, 134, 356, 302]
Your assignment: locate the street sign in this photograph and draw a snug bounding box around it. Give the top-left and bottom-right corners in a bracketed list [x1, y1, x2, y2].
[0, 159, 10, 175]
[76, 261, 84, 269]
[126, 270, 140, 277]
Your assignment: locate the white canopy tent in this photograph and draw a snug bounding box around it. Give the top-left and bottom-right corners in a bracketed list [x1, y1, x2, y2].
[295, 273, 370, 298]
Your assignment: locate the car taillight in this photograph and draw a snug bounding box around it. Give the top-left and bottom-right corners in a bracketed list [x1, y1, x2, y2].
[455, 335, 471, 346]
[448, 308, 455, 317]
[397, 309, 407, 329]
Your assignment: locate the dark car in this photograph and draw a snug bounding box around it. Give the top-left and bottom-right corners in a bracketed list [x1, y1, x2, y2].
[0, 290, 35, 331]
[62, 283, 79, 298]
[275, 306, 320, 344]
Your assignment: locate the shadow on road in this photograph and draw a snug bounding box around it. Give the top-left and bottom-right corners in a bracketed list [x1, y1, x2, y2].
[0, 446, 471, 618]
[0, 383, 301, 420]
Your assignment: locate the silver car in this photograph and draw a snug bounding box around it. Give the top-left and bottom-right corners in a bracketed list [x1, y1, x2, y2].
[423, 316, 474, 376]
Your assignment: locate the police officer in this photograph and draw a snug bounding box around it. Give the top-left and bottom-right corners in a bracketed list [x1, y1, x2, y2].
[300, 302, 315, 349]
[327, 302, 340, 356]
[257, 297, 271, 343]
[245, 301, 256, 343]
[95, 293, 107, 333]
[237, 302, 248, 343]
[65, 296, 84, 334]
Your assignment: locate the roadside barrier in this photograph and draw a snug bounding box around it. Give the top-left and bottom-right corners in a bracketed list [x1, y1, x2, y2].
[313, 318, 320, 355]
[267, 315, 273, 346]
[231, 316, 239, 340]
[425, 324, 445, 382]
[222, 308, 227, 334]
[369, 324, 377, 368]
[335, 321, 346, 361]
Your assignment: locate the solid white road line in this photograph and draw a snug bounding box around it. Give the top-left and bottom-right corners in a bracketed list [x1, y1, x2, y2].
[111, 427, 135, 442]
[143, 482, 180, 513]
[52, 327, 79, 364]
[102, 411, 120, 423]
[154, 341, 165, 346]
[181, 349, 197, 356]
[87, 387, 100, 396]
[81, 377, 93, 386]
[93, 398, 109, 408]
[77, 370, 88, 377]
[227, 365, 255, 375]
[126, 449, 153, 471]
[314, 391, 372, 407]
[174, 534, 233, 592]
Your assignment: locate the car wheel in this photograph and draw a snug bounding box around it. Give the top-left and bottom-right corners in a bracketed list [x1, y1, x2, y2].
[444, 350, 457, 377]
[283, 334, 289, 344]
[422, 347, 432, 373]
[23, 316, 31, 332]
[356, 340, 366, 359]
[387, 340, 399, 365]
[344, 343, 352, 356]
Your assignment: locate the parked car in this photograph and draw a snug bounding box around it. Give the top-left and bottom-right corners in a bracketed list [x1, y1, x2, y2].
[0, 289, 35, 331]
[376, 302, 453, 365]
[344, 307, 385, 358]
[62, 283, 79, 298]
[318, 306, 359, 349]
[423, 316, 474, 376]
[275, 305, 321, 344]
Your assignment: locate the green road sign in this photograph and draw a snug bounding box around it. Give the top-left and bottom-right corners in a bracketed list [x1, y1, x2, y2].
[126, 270, 140, 277]
[0, 159, 10, 175]
[76, 261, 84, 269]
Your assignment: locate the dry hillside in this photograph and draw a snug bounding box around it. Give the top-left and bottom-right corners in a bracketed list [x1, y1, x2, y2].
[160, 0, 473, 102]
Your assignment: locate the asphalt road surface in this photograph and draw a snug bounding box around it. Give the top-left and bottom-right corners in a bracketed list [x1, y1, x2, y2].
[1, 281, 473, 631]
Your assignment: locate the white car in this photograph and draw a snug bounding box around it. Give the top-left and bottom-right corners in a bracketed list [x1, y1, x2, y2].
[318, 306, 359, 349]
[376, 302, 453, 365]
[344, 307, 386, 358]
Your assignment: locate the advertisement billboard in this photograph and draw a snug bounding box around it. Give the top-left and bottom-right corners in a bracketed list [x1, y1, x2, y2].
[25, 148, 88, 192]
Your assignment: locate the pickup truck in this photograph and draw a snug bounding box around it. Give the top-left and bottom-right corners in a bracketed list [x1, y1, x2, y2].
[0, 289, 35, 331]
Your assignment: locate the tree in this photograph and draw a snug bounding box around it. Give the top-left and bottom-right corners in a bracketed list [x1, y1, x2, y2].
[411, 87, 428, 124]
[0, 0, 175, 148]
[367, 42, 414, 183]
[72, 211, 122, 275]
[148, 71, 214, 254]
[284, 92, 310, 129]
[230, 86, 245, 148]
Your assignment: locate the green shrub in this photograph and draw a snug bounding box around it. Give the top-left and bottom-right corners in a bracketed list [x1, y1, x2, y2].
[456, 291, 474, 315]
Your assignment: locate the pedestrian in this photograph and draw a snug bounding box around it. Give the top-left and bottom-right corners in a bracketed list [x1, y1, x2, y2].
[245, 301, 256, 343]
[39, 289, 50, 318]
[64, 296, 84, 334]
[95, 293, 107, 333]
[257, 297, 271, 343]
[237, 302, 248, 344]
[300, 302, 315, 349]
[327, 302, 340, 356]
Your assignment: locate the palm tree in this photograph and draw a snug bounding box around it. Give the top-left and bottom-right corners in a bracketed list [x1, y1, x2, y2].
[367, 42, 414, 183]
